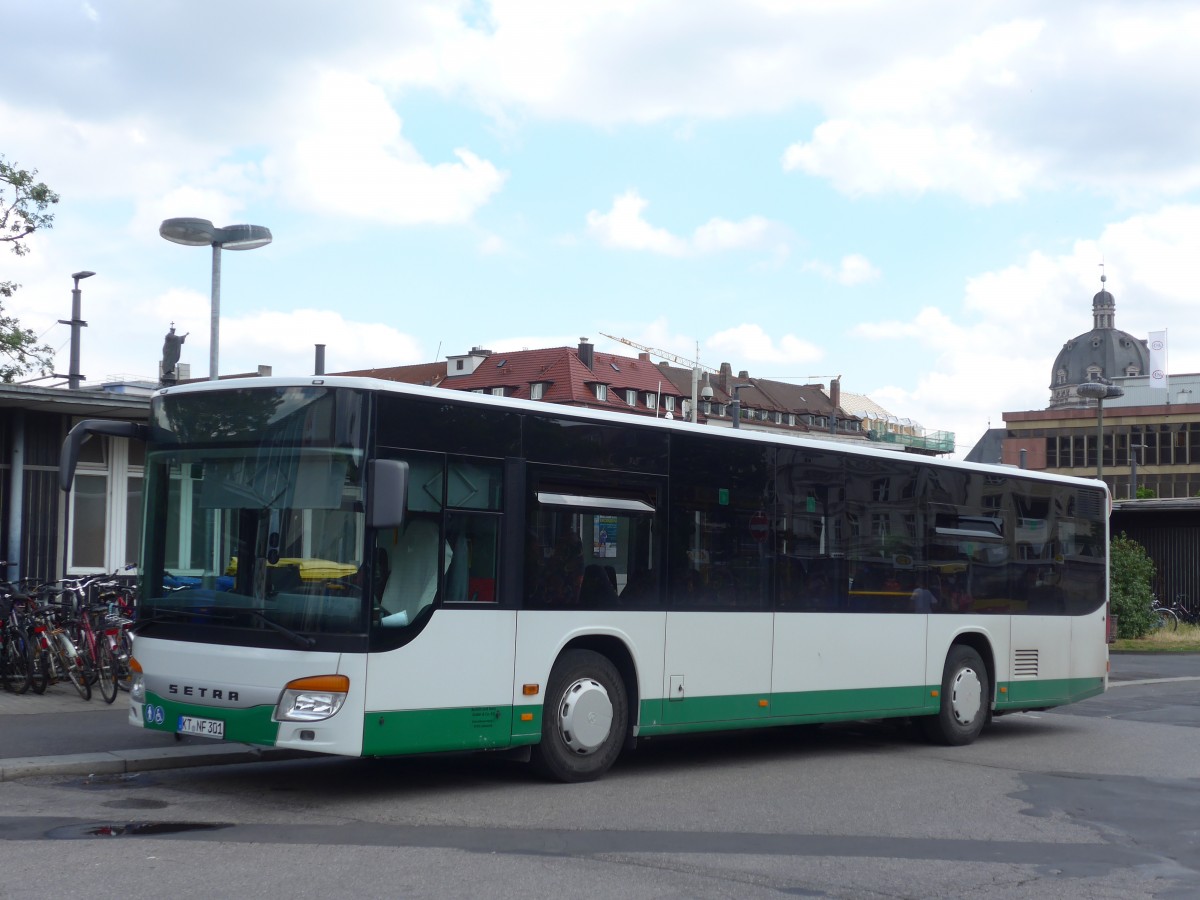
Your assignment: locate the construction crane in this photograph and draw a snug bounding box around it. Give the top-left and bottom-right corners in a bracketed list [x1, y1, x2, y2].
[600, 333, 715, 423]
[598, 333, 717, 374]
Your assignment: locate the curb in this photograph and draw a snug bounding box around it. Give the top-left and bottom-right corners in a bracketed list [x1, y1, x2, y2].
[0, 744, 309, 782]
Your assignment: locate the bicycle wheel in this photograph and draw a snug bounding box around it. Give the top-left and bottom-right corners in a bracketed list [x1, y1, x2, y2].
[56, 640, 91, 701]
[96, 638, 118, 704]
[1157, 608, 1179, 632]
[3, 630, 32, 695]
[27, 632, 49, 694]
[115, 629, 133, 692]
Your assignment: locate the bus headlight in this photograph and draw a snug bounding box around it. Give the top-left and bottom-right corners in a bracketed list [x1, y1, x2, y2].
[276, 674, 350, 722]
[129, 657, 145, 703]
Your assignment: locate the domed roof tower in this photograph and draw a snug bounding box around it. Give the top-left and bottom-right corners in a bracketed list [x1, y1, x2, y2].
[1049, 274, 1148, 408]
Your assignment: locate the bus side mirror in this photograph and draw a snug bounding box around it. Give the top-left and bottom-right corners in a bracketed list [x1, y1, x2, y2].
[368, 460, 409, 529]
[60, 419, 149, 492]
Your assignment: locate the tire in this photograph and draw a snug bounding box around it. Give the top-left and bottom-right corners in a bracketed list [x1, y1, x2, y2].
[530, 649, 628, 783]
[28, 633, 49, 695]
[96, 639, 119, 704]
[58, 641, 92, 701]
[115, 630, 133, 692]
[920, 645, 989, 746]
[1157, 609, 1179, 632]
[3, 631, 32, 695]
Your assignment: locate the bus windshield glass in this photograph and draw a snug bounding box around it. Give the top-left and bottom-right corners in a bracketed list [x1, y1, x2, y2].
[140, 386, 368, 639]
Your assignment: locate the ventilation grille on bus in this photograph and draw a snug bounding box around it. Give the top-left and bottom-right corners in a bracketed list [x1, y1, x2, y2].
[1013, 649, 1040, 678]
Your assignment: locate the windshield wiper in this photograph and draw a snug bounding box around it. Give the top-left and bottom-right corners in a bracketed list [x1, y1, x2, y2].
[239, 608, 316, 650]
[134, 604, 316, 650]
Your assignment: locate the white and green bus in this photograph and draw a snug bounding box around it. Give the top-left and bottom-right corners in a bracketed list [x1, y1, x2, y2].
[61, 377, 1110, 781]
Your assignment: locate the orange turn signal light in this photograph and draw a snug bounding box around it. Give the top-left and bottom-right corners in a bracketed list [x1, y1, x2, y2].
[522, 684, 540, 696]
[285, 674, 350, 693]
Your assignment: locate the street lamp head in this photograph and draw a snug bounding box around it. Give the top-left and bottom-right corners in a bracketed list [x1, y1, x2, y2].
[71, 270, 95, 281]
[1077, 382, 1124, 401]
[160, 217, 219, 246]
[160, 218, 272, 250]
[217, 223, 272, 251]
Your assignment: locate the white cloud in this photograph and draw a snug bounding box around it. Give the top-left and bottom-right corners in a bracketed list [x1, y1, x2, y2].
[586, 191, 689, 256]
[707, 323, 824, 367]
[804, 253, 881, 286]
[272, 71, 506, 226]
[586, 190, 778, 257]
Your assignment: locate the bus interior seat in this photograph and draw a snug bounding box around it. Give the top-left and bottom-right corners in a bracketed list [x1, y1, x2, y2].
[379, 519, 452, 625]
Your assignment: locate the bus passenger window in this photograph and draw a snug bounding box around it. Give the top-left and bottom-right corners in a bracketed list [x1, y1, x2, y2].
[445, 512, 500, 603]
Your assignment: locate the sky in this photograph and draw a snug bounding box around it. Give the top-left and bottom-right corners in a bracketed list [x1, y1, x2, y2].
[4, 1, 1200, 456]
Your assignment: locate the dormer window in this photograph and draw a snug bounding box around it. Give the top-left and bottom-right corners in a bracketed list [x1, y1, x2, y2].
[646, 393, 656, 408]
[625, 389, 636, 405]
[530, 382, 545, 400]
[491, 387, 505, 397]
[594, 384, 607, 401]
[665, 396, 675, 412]
[787, 414, 796, 426]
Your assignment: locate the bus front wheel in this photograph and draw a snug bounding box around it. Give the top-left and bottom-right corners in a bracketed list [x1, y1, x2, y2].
[920, 645, 989, 746]
[531, 649, 628, 783]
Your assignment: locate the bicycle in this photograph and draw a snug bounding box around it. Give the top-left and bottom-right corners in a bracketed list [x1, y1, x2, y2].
[25, 589, 91, 701]
[1, 587, 34, 695]
[1150, 595, 1179, 632]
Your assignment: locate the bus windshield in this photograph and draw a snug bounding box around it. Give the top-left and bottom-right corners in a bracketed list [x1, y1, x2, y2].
[140, 386, 368, 639]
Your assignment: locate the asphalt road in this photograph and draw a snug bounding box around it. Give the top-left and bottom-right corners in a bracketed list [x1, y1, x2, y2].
[0, 662, 1197, 899]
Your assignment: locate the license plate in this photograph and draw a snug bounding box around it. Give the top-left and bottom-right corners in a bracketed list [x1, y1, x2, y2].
[177, 716, 224, 739]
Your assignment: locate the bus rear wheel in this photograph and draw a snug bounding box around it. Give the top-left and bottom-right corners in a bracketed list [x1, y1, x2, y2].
[531, 649, 628, 783]
[920, 645, 989, 746]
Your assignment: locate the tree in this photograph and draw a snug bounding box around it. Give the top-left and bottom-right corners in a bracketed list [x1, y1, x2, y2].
[1109, 532, 1157, 638]
[0, 155, 58, 380]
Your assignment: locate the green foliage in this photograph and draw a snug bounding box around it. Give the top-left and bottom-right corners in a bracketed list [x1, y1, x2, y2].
[0, 155, 58, 380]
[1135, 486, 1157, 499]
[1109, 532, 1157, 638]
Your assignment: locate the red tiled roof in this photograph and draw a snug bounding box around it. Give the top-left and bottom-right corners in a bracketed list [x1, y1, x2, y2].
[337, 361, 447, 386]
[441, 346, 685, 416]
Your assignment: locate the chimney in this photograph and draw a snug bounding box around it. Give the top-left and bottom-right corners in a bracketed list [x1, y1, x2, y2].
[830, 376, 841, 412]
[639, 352, 650, 362]
[578, 337, 594, 370]
[718, 362, 732, 393]
[314, 344, 326, 376]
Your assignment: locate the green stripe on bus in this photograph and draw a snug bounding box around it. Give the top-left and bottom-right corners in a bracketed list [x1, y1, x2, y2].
[357, 676, 1107, 756]
[363, 705, 516, 756]
[142, 691, 279, 745]
[996, 676, 1105, 709]
[638, 685, 932, 734]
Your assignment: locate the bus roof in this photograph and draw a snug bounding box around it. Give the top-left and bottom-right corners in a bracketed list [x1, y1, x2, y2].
[154, 375, 1108, 496]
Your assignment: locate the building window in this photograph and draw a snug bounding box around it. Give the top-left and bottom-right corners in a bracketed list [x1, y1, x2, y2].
[595, 384, 607, 401]
[774, 411, 782, 424]
[646, 393, 656, 408]
[665, 396, 675, 412]
[67, 434, 143, 574]
[787, 414, 795, 426]
[491, 387, 505, 397]
[625, 389, 636, 405]
[530, 382, 545, 400]
[456, 360, 464, 371]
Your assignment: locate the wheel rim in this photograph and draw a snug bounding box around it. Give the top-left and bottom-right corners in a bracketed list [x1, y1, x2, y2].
[555, 677, 614, 756]
[950, 666, 983, 726]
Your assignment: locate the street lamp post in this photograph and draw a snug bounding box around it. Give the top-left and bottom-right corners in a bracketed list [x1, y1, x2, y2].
[159, 218, 272, 380]
[1077, 381, 1125, 481]
[61, 271, 94, 390]
[730, 383, 753, 429]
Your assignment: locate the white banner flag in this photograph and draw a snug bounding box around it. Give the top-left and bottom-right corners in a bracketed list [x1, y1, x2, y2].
[1149, 330, 1168, 389]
